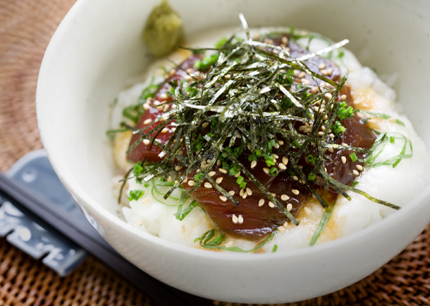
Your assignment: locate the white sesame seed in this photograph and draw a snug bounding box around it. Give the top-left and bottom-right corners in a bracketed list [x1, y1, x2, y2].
[143, 139, 151, 145]
[278, 140, 284, 145]
[341, 156, 347, 164]
[263, 168, 270, 174]
[268, 201, 275, 208]
[327, 68, 333, 75]
[142, 197, 150, 204]
[163, 104, 170, 112]
[246, 188, 252, 196]
[318, 131, 324, 136]
[356, 165, 363, 171]
[273, 154, 279, 159]
[208, 171, 216, 177]
[143, 119, 152, 125]
[204, 182, 213, 189]
[282, 156, 289, 166]
[202, 122, 210, 128]
[299, 179, 305, 184]
[353, 170, 360, 176]
[224, 74, 231, 80]
[293, 70, 300, 77]
[279, 163, 287, 170]
[271, 193, 276, 197]
[160, 93, 168, 100]
[325, 93, 332, 100]
[219, 168, 228, 174]
[229, 190, 235, 196]
[153, 100, 161, 106]
[281, 36, 288, 44]
[251, 160, 257, 169]
[234, 171, 241, 178]
[278, 226, 285, 233]
[329, 133, 335, 139]
[216, 177, 223, 184]
[232, 214, 238, 224]
[242, 193, 247, 199]
[293, 176, 299, 181]
[318, 63, 326, 70]
[304, 207, 312, 215]
[299, 125, 307, 132]
[188, 180, 195, 186]
[175, 165, 183, 171]
[299, 71, 306, 78]
[143, 104, 150, 110]
[287, 204, 292, 211]
[217, 160, 221, 166]
[258, 199, 265, 207]
[302, 78, 310, 85]
[292, 189, 300, 195]
[341, 94, 347, 101]
[281, 194, 289, 201]
[219, 196, 227, 202]
[161, 128, 169, 134]
[239, 189, 244, 197]
[238, 215, 244, 224]
[328, 147, 334, 153]
[283, 221, 289, 228]
[183, 177, 188, 183]
[207, 159, 212, 164]
[274, 142, 280, 149]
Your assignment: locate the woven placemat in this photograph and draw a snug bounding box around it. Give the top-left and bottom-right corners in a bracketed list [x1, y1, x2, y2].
[0, 1, 429, 305]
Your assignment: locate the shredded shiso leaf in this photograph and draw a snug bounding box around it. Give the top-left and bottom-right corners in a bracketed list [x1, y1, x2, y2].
[309, 200, 336, 246]
[114, 14, 413, 250]
[194, 228, 277, 252]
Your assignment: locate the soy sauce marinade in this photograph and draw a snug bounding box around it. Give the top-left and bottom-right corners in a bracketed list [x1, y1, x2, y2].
[124, 25, 399, 246]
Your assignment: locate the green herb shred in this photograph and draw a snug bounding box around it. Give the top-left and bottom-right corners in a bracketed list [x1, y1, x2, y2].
[116, 14, 412, 252]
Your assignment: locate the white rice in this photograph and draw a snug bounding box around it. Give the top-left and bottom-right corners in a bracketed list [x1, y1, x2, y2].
[112, 28, 430, 252]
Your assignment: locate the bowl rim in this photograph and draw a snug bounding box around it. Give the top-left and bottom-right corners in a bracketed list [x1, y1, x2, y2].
[37, 0, 430, 262]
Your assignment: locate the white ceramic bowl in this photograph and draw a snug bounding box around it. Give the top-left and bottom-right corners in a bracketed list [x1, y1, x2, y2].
[37, 0, 430, 303]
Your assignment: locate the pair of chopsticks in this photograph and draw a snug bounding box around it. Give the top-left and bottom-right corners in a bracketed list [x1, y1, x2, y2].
[0, 170, 211, 306]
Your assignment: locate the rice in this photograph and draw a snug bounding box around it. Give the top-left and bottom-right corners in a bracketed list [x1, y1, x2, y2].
[111, 28, 430, 252]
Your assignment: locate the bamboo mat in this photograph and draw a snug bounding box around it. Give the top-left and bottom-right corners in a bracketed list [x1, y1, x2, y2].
[0, 1, 429, 305]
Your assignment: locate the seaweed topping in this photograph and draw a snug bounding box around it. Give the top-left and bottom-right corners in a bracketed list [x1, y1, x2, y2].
[123, 15, 403, 244]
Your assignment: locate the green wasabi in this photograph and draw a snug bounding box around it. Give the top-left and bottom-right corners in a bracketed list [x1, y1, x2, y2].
[143, 0, 184, 57]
